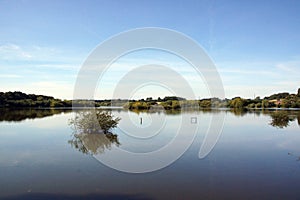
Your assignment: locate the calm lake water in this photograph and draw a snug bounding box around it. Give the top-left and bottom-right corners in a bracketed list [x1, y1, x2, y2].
[0, 108, 300, 199]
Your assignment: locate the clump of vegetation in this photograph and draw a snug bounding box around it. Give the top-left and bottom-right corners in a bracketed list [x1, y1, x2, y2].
[228, 97, 244, 108]
[68, 110, 121, 155]
[160, 100, 180, 110]
[124, 101, 151, 110]
[69, 110, 120, 134]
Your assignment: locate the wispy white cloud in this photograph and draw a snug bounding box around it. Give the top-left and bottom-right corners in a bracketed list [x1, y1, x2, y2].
[0, 43, 77, 64]
[276, 61, 300, 74]
[0, 44, 33, 59]
[219, 68, 276, 76]
[35, 63, 79, 70]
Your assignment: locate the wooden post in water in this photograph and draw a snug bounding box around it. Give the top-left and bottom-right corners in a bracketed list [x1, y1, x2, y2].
[140, 117, 142, 125]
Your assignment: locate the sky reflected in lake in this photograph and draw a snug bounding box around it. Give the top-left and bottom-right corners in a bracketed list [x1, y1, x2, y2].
[0, 109, 300, 199]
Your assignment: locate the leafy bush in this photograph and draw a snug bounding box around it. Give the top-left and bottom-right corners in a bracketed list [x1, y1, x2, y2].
[69, 110, 120, 134]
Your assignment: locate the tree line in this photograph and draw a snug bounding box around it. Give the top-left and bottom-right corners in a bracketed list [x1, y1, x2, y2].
[1, 89, 300, 109]
[0, 91, 117, 108]
[124, 90, 300, 110]
[0, 91, 72, 107]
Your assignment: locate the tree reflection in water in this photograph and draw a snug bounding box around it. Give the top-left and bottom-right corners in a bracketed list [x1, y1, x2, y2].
[68, 110, 120, 155]
[0, 108, 71, 122]
[269, 111, 296, 129]
[68, 133, 120, 155]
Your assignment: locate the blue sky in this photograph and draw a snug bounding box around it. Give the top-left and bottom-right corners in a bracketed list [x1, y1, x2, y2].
[0, 0, 300, 99]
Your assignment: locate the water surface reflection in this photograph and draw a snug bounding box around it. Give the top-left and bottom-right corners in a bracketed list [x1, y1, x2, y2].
[1, 108, 300, 199]
[68, 133, 120, 155]
[0, 108, 71, 122]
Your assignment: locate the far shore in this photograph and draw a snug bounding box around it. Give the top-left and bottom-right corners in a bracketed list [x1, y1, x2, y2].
[1, 90, 300, 110]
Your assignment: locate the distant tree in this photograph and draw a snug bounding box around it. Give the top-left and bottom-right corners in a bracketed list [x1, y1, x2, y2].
[160, 100, 172, 110]
[181, 100, 199, 108]
[229, 97, 245, 108]
[50, 99, 64, 107]
[171, 100, 181, 109]
[135, 102, 149, 109]
[262, 100, 269, 108]
[199, 99, 211, 108]
[254, 96, 261, 103]
[298, 88, 300, 97]
[256, 102, 262, 108]
[265, 92, 289, 100]
[281, 95, 300, 108]
[247, 103, 256, 108]
[163, 96, 186, 101]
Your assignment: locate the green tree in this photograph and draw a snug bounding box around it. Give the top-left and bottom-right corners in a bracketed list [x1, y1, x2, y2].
[160, 100, 172, 110]
[50, 99, 64, 107]
[229, 97, 245, 108]
[262, 100, 269, 108]
[199, 99, 211, 108]
[247, 103, 256, 108]
[281, 95, 299, 108]
[256, 103, 262, 108]
[69, 110, 120, 134]
[254, 96, 261, 103]
[171, 100, 181, 109]
[266, 92, 289, 100]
